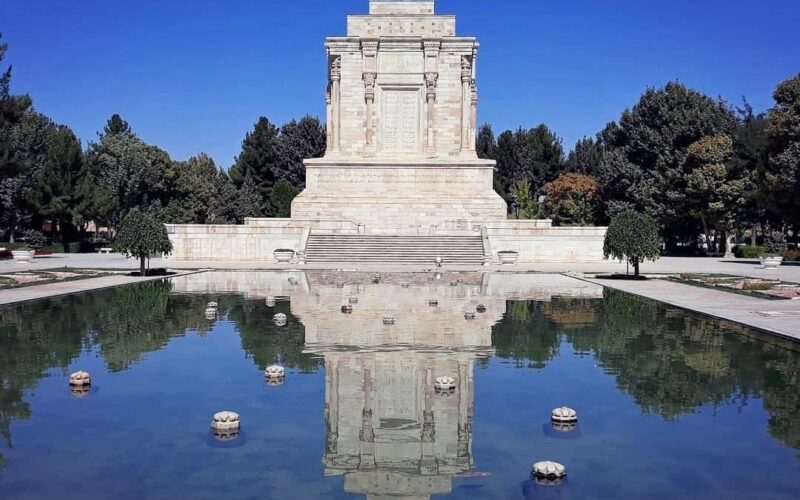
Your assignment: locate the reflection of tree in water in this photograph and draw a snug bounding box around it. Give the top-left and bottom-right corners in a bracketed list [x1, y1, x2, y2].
[0, 295, 90, 474]
[494, 289, 800, 454]
[492, 298, 601, 369]
[0, 281, 214, 473]
[227, 299, 321, 373]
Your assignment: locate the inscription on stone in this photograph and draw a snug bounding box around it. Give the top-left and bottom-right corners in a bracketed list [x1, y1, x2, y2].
[381, 90, 419, 153]
[378, 52, 424, 73]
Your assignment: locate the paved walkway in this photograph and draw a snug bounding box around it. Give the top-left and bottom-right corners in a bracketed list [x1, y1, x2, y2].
[582, 276, 800, 341]
[0, 271, 199, 306]
[4, 253, 800, 281]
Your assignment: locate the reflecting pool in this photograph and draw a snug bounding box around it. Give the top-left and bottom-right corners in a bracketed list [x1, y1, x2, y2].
[1, 271, 799, 499]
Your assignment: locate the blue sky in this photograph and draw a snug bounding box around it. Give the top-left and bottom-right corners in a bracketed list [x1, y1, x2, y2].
[2, 0, 799, 167]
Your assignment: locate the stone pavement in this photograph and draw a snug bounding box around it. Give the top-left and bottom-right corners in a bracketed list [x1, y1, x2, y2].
[0, 271, 199, 306]
[3, 253, 800, 279]
[581, 276, 800, 341]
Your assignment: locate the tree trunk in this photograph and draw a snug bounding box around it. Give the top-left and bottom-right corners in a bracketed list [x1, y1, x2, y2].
[751, 224, 758, 246]
[633, 258, 640, 277]
[701, 216, 712, 255]
[139, 255, 146, 277]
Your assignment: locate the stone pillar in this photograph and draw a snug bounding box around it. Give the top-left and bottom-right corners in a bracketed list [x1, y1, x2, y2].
[363, 72, 376, 148]
[460, 56, 472, 153]
[469, 80, 477, 153]
[469, 49, 478, 152]
[423, 39, 441, 156]
[361, 39, 379, 155]
[330, 56, 342, 153]
[325, 88, 333, 153]
[425, 72, 438, 155]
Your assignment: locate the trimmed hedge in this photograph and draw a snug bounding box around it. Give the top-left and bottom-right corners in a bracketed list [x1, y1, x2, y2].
[733, 245, 763, 258]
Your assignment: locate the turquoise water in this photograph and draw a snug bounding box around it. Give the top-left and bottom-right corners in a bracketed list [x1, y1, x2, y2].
[0, 271, 798, 499]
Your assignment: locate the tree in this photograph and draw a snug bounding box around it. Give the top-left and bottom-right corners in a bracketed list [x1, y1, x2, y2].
[765, 74, 800, 225]
[731, 100, 770, 244]
[596, 82, 737, 242]
[0, 33, 34, 237]
[476, 123, 496, 160]
[0, 111, 55, 241]
[566, 136, 603, 175]
[603, 210, 661, 277]
[236, 174, 263, 220]
[27, 126, 83, 247]
[685, 135, 745, 254]
[87, 131, 172, 229]
[509, 179, 539, 219]
[273, 115, 325, 189]
[101, 114, 133, 138]
[269, 178, 299, 218]
[541, 173, 600, 226]
[162, 153, 221, 224]
[228, 116, 279, 204]
[113, 209, 173, 276]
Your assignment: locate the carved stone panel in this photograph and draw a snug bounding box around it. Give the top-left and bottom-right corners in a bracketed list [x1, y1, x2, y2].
[378, 52, 424, 74]
[380, 89, 420, 154]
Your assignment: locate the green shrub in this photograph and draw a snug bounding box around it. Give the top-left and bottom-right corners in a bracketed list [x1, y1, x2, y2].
[22, 229, 47, 249]
[733, 245, 764, 258]
[603, 210, 661, 277]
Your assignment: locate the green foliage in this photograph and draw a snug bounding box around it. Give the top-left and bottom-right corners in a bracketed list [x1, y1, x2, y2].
[495, 124, 565, 195]
[101, 114, 132, 138]
[509, 179, 539, 219]
[269, 178, 299, 218]
[763, 231, 788, 256]
[21, 228, 46, 249]
[113, 209, 172, 275]
[229, 116, 279, 202]
[476, 123, 496, 160]
[566, 136, 603, 175]
[27, 126, 84, 244]
[273, 115, 326, 189]
[596, 82, 737, 235]
[86, 128, 172, 228]
[765, 73, 800, 223]
[541, 173, 600, 226]
[685, 134, 746, 252]
[733, 245, 764, 258]
[603, 210, 661, 275]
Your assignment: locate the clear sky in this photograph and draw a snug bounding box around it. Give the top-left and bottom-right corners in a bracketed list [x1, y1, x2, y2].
[2, 0, 799, 167]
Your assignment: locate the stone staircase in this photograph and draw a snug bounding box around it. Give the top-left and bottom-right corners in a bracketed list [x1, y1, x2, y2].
[304, 234, 486, 265]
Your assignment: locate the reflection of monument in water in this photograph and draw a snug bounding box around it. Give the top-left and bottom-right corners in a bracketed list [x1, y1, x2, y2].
[169, 270, 603, 498]
[301, 273, 495, 499]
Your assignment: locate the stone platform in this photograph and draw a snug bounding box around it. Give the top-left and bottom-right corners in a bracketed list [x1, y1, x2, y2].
[293, 157, 506, 230]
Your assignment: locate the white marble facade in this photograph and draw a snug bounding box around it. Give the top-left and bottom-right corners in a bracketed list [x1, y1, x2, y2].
[165, 0, 607, 263]
[291, 0, 507, 228]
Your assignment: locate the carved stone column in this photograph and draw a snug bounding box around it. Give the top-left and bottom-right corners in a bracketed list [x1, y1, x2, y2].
[363, 72, 377, 147]
[325, 87, 333, 153]
[460, 56, 472, 153]
[425, 72, 438, 155]
[330, 56, 342, 153]
[469, 80, 477, 152]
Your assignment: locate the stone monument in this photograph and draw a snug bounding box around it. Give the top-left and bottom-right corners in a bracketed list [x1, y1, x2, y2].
[165, 0, 608, 264]
[291, 0, 507, 230]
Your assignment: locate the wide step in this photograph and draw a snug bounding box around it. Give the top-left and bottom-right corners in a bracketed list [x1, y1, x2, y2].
[304, 234, 485, 264]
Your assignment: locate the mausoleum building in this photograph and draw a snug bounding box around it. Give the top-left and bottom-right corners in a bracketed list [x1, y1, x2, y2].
[166, 0, 606, 264]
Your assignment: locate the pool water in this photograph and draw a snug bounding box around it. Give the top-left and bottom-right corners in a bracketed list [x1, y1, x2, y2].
[0, 271, 798, 499]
